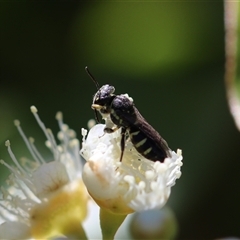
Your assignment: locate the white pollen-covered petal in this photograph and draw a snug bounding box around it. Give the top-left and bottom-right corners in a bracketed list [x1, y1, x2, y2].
[32, 161, 70, 197]
[81, 124, 183, 213]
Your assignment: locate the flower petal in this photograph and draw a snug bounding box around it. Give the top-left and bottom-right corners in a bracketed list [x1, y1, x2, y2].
[0, 222, 30, 239]
[81, 124, 183, 214]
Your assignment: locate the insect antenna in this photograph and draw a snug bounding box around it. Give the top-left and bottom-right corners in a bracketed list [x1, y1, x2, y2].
[85, 66, 100, 90]
[85, 66, 100, 123]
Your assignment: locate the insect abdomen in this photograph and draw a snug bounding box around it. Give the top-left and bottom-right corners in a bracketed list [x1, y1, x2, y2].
[129, 126, 168, 162]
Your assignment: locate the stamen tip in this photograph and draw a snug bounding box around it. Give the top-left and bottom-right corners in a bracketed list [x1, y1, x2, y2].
[81, 128, 88, 137]
[56, 111, 63, 121]
[47, 128, 52, 134]
[5, 140, 10, 147]
[70, 139, 79, 147]
[177, 149, 182, 156]
[30, 106, 38, 113]
[14, 119, 20, 126]
[87, 119, 96, 129]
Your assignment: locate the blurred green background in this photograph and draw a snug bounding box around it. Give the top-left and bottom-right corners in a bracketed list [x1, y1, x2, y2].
[1, 2, 240, 239]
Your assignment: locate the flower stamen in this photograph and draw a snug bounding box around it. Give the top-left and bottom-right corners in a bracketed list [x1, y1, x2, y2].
[5, 140, 27, 176]
[28, 137, 46, 164]
[30, 106, 59, 160]
[0, 106, 88, 239]
[81, 123, 183, 213]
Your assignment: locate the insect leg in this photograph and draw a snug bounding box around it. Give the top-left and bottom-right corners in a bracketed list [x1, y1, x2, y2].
[94, 109, 100, 123]
[120, 127, 127, 162]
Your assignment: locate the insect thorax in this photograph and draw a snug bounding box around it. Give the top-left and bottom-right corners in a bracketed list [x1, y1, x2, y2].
[109, 95, 136, 128]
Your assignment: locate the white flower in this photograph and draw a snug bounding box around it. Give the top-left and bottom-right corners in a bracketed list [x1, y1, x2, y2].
[0, 106, 88, 239]
[80, 124, 183, 214]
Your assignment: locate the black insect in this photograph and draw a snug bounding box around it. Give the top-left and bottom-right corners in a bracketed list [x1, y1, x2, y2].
[85, 66, 171, 163]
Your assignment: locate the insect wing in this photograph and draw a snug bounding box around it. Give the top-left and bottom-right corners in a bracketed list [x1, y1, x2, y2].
[112, 99, 171, 162]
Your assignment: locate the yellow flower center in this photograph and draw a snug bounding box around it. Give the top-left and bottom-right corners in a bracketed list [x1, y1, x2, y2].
[30, 180, 88, 238]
